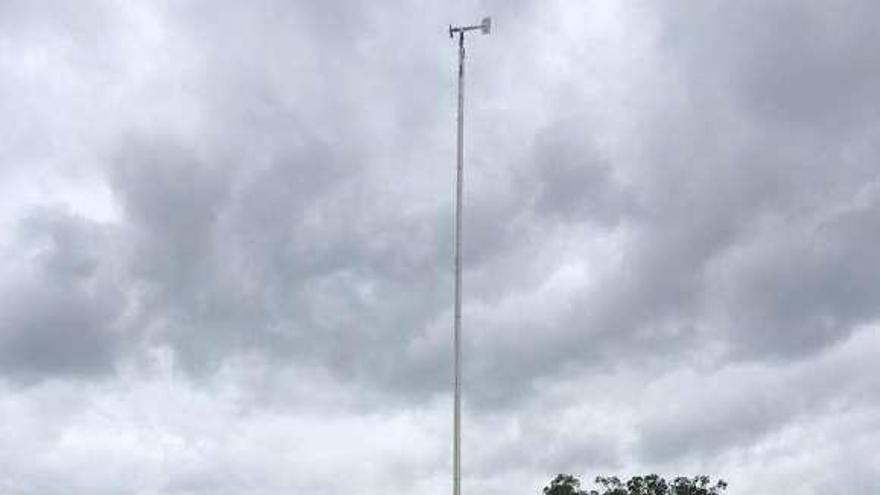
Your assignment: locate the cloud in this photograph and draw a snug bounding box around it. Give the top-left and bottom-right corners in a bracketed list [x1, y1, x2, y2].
[2, 1, 880, 494]
[0, 207, 124, 379]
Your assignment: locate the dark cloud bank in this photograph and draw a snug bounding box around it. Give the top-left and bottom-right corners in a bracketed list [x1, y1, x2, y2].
[1, 1, 879, 494]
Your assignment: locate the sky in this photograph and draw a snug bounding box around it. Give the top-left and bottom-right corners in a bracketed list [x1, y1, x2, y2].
[1, 1, 879, 494]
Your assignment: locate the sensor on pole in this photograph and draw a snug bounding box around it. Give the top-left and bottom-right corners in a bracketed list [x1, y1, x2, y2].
[480, 17, 491, 35]
[449, 16, 492, 37]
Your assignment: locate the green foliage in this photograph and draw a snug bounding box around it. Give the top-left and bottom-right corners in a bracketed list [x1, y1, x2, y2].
[542, 474, 727, 495]
[544, 474, 584, 495]
[668, 476, 728, 495]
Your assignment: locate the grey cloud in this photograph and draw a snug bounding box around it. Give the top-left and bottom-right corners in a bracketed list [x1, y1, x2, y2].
[492, 0, 880, 382]
[530, 120, 633, 225]
[75, 0, 572, 407]
[659, 1, 880, 133]
[708, 184, 880, 359]
[636, 325, 880, 463]
[81, 1, 544, 400]
[637, 0, 880, 362]
[0, 208, 124, 379]
[105, 128, 451, 396]
[637, 374, 800, 463]
[3, 1, 880, 494]
[4, 0, 876, 409]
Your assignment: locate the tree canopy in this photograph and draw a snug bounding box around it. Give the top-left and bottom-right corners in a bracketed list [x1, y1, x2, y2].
[543, 473, 727, 495]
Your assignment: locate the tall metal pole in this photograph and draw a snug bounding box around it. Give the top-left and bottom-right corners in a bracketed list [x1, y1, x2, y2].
[448, 18, 489, 495]
[453, 29, 465, 495]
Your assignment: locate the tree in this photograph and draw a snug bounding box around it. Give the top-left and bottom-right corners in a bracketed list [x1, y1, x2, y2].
[542, 474, 727, 495]
[543, 474, 585, 495]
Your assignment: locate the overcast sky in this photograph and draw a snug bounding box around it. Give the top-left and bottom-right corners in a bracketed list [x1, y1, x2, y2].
[2, 1, 880, 494]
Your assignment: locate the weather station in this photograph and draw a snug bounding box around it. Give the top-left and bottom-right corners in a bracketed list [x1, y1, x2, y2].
[447, 15, 491, 495]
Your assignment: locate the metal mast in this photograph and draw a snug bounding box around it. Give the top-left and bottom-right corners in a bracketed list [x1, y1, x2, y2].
[448, 17, 491, 495]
